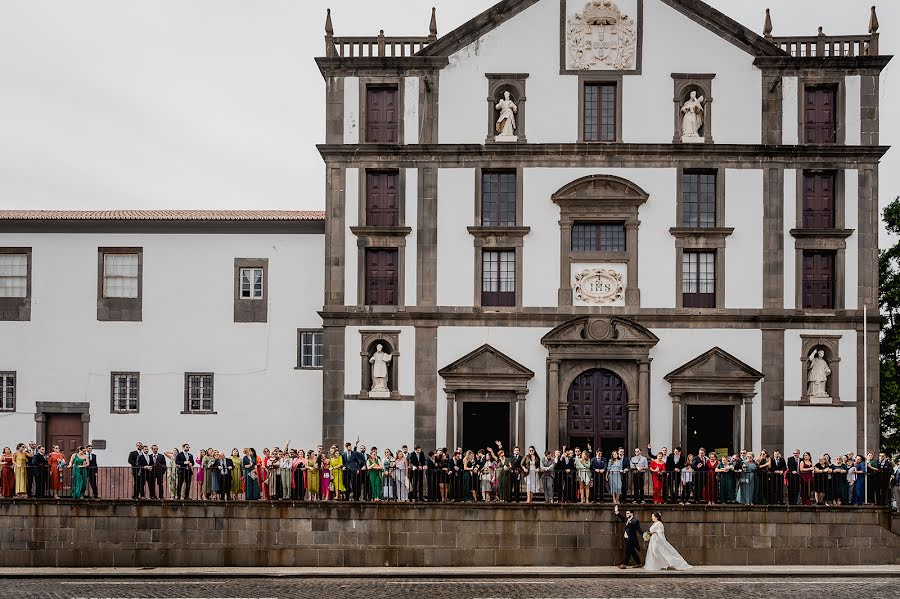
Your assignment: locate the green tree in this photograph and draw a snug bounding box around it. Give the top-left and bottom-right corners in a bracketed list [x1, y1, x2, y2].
[879, 196, 900, 454]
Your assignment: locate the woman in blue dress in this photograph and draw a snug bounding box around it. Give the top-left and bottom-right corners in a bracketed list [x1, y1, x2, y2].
[242, 448, 260, 500]
[737, 452, 757, 505]
[607, 449, 623, 504]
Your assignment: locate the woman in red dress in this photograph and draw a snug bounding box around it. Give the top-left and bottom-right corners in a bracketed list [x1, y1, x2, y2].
[0, 447, 15, 497]
[48, 445, 67, 498]
[650, 451, 666, 504]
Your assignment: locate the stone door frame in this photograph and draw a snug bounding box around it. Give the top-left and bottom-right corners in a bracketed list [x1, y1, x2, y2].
[35, 401, 90, 449]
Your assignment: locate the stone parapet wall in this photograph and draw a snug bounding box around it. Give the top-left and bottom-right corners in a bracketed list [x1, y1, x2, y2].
[0, 501, 897, 567]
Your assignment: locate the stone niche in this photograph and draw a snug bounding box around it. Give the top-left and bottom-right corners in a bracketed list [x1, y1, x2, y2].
[672, 74, 714, 143]
[358, 330, 400, 400]
[485, 74, 527, 143]
[799, 334, 841, 405]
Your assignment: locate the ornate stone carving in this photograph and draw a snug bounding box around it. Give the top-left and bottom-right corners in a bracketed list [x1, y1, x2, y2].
[806, 348, 832, 400]
[573, 268, 625, 304]
[680, 90, 705, 143]
[368, 343, 392, 398]
[494, 91, 518, 142]
[566, 1, 636, 71]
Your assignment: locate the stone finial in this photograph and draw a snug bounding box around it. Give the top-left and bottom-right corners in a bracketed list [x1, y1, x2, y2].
[429, 7, 438, 40]
[868, 6, 879, 55]
[763, 8, 773, 40]
[324, 8, 334, 57]
[817, 26, 824, 37]
[325, 8, 334, 36]
[869, 5, 879, 34]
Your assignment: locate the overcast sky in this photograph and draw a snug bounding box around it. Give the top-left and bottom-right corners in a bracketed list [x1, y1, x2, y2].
[0, 0, 895, 241]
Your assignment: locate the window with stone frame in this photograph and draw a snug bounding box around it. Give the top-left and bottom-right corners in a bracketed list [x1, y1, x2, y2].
[802, 172, 836, 229]
[481, 171, 517, 227]
[111, 372, 139, 413]
[364, 85, 399, 143]
[481, 249, 516, 307]
[102, 253, 139, 298]
[682, 251, 716, 308]
[583, 82, 617, 142]
[802, 250, 835, 309]
[681, 170, 717, 228]
[0, 254, 27, 298]
[571, 222, 626, 252]
[365, 170, 400, 227]
[364, 248, 399, 306]
[239, 267, 264, 299]
[184, 373, 214, 413]
[803, 84, 837, 144]
[0, 372, 14, 412]
[298, 330, 324, 369]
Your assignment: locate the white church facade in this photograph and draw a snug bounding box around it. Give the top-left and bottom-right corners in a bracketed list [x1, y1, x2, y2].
[0, 0, 889, 463]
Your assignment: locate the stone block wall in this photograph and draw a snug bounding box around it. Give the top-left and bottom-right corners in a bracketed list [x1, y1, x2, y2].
[0, 501, 897, 567]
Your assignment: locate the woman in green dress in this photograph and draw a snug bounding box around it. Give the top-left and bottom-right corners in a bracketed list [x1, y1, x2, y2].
[367, 448, 383, 501]
[497, 449, 510, 502]
[202, 448, 215, 499]
[229, 449, 242, 498]
[716, 455, 736, 503]
[69, 447, 88, 499]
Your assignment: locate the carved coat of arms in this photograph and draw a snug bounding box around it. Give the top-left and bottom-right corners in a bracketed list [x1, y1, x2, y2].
[574, 268, 625, 304]
[567, 1, 636, 70]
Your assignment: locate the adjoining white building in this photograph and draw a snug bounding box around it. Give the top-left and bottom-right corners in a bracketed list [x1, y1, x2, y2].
[0, 0, 889, 464]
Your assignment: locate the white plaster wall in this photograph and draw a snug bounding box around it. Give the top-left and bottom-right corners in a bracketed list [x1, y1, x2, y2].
[845, 76, 861, 146]
[344, 167, 359, 305]
[649, 329, 762, 453]
[783, 406, 857, 459]
[343, 399, 415, 451]
[782, 77, 799, 145]
[436, 326, 550, 451]
[344, 77, 359, 144]
[784, 329, 856, 404]
[344, 326, 416, 397]
[844, 169, 859, 310]
[436, 168, 476, 306]
[784, 169, 797, 309]
[404, 77, 420, 145]
[438, 0, 760, 144]
[0, 232, 324, 464]
[405, 168, 418, 306]
[724, 169, 763, 308]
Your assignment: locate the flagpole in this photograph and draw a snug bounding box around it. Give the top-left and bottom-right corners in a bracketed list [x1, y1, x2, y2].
[863, 303, 868, 503]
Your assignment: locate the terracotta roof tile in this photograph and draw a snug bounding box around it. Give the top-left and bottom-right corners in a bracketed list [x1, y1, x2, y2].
[0, 210, 325, 221]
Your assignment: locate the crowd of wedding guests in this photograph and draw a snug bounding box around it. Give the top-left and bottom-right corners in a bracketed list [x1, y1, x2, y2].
[2, 439, 899, 509]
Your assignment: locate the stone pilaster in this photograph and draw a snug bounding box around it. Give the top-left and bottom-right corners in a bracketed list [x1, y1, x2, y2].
[322, 325, 345, 448]
[761, 72, 783, 145]
[857, 164, 879, 452]
[760, 326, 785, 451]
[763, 167, 784, 310]
[325, 76, 344, 145]
[324, 166, 346, 307]
[417, 167, 438, 307]
[414, 325, 438, 450]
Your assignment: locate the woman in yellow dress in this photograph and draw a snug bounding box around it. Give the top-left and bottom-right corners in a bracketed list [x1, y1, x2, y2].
[329, 447, 345, 499]
[306, 448, 319, 500]
[13, 443, 30, 496]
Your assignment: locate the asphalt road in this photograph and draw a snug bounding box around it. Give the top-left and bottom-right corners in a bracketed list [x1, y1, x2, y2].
[1, 577, 898, 599]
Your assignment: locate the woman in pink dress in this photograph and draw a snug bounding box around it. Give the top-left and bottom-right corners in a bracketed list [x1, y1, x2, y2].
[319, 449, 332, 500]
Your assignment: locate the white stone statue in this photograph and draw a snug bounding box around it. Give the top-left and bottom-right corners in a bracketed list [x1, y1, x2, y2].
[806, 349, 832, 399]
[494, 91, 518, 141]
[369, 344, 392, 397]
[680, 91, 705, 143]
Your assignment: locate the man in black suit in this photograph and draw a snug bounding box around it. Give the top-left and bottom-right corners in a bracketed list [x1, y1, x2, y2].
[85, 445, 99, 498]
[127, 442, 144, 500]
[450, 448, 465, 501]
[664, 447, 685, 503]
[146, 445, 166, 499]
[409, 445, 427, 501]
[876, 452, 894, 506]
[555, 448, 576, 503]
[691, 448, 709, 503]
[770, 450, 788, 505]
[31, 445, 49, 498]
[343, 439, 365, 501]
[175, 443, 195, 500]
[135, 446, 151, 499]
[508, 446, 523, 503]
[590, 449, 607, 502]
[614, 504, 643, 568]
[786, 449, 801, 505]
[25, 441, 36, 496]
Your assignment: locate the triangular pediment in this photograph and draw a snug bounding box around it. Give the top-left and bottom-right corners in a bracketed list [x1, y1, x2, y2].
[439, 344, 535, 379]
[665, 347, 763, 383]
[541, 316, 659, 346]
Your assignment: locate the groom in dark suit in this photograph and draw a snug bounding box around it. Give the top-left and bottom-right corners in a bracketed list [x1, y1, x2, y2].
[614, 504, 643, 568]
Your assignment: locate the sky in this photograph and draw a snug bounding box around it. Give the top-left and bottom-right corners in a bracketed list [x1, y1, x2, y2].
[0, 0, 895, 242]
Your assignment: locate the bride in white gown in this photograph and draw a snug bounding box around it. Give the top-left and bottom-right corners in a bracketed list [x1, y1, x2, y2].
[643, 512, 692, 571]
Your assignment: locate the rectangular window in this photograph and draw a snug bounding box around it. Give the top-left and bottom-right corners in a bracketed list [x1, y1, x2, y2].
[102, 253, 139, 298]
[365, 85, 399, 143]
[583, 83, 617, 142]
[802, 251, 835, 309]
[481, 171, 517, 227]
[682, 251, 716, 308]
[481, 249, 516, 306]
[0, 254, 28, 298]
[804, 85, 837, 144]
[365, 170, 400, 227]
[802, 172, 836, 229]
[364, 248, 399, 306]
[185, 374, 214, 413]
[0, 372, 14, 412]
[239, 267, 264, 299]
[571, 222, 626, 252]
[111, 373, 139, 413]
[299, 330, 324, 369]
[682, 171, 717, 228]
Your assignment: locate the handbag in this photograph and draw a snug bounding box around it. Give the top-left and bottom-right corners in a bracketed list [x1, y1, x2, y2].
[248, 469, 258, 480]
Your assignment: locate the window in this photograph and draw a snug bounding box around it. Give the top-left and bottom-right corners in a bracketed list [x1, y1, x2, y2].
[111, 373, 139, 413]
[0, 254, 27, 298]
[682, 171, 717, 228]
[583, 82, 617, 142]
[571, 222, 626, 252]
[802, 172, 836, 229]
[102, 253, 139, 298]
[185, 374, 214, 413]
[0, 372, 14, 412]
[365, 85, 399, 143]
[682, 251, 716, 308]
[481, 250, 516, 306]
[802, 251, 835, 309]
[239, 268, 264, 299]
[365, 170, 400, 226]
[364, 249, 399, 306]
[481, 171, 517, 227]
[804, 85, 837, 144]
[298, 330, 324, 369]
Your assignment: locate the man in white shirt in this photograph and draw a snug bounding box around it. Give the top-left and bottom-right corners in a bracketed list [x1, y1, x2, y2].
[630, 448, 648, 503]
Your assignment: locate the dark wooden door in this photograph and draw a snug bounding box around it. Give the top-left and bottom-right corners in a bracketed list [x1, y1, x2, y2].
[804, 85, 836, 144]
[567, 369, 628, 451]
[365, 171, 399, 226]
[802, 173, 835, 229]
[364, 249, 398, 305]
[365, 86, 399, 143]
[46, 414, 83, 453]
[802, 251, 835, 309]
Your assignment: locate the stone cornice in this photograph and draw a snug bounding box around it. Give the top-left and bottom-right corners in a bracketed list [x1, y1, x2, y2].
[317, 143, 889, 168]
[315, 56, 449, 78]
[753, 55, 892, 74]
[789, 228, 854, 240]
[467, 226, 531, 238]
[350, 226, 413, 238]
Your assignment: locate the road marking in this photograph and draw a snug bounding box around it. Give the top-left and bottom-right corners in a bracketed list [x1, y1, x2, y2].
[711, 581, 894, 585]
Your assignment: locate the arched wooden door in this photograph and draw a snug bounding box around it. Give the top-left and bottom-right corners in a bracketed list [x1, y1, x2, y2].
[566, 369, 628, 454]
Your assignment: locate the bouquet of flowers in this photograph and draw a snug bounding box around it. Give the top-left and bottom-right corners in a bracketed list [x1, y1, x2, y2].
[642, 531, 652, 542]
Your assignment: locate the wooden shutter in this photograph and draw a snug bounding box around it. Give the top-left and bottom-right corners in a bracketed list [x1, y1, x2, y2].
[802, 173, 835, 229]
[802, 251, 835, 309]
[365, 249, 399, 306]
[365, 171, 400, 226]
[804, 86, 836, 144]
[365, 86, 399, 143]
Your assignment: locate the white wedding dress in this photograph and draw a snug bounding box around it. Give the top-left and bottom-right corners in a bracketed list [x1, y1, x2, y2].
[643, 521, 692, 571]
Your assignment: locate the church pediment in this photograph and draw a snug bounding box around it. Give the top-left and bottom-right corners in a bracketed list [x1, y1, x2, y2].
[665, 347, 763, 395]
[439, 344, 534, 393]
[541, 316, 659, 347]
[551, 174, 649, 205]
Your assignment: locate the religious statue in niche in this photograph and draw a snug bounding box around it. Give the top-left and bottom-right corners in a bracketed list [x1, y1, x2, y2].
[680, 90, 706, 143]
[369, 343, 392, 398]
[567, 1, 636, 70]
[806, 349, 832, 400]
[494, 91, 518, 142]
[573, 268, 625, 304]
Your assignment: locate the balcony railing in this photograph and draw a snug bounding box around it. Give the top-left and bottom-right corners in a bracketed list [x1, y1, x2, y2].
[322, 8, 438, 59]
[771, 33, 875, 58]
